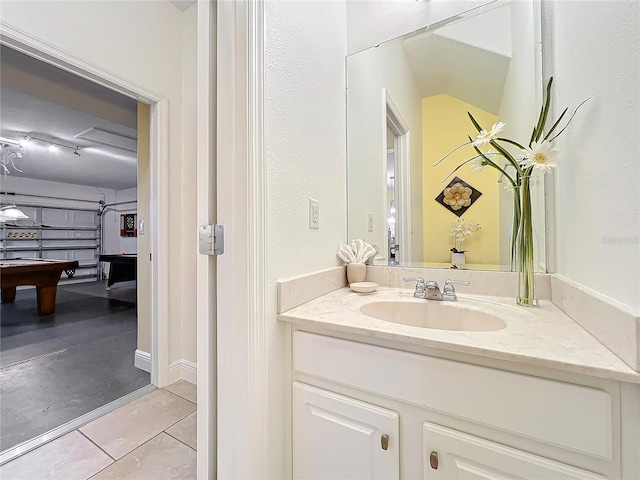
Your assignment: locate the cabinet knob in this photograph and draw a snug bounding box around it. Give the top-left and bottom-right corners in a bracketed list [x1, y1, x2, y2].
[381, 434, 389, 451]
[429, 451, 439, 470]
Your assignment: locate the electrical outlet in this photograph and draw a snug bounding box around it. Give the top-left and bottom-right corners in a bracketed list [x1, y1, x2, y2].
[309, 198, 320, 229]
[368, 213, 374, 232]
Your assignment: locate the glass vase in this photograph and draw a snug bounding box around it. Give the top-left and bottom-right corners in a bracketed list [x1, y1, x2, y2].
[515, 175, 539, 307]
[509, 186, 521, 272]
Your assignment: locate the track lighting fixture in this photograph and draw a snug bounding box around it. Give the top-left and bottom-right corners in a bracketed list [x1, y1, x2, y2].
[25, 133, 81, 156]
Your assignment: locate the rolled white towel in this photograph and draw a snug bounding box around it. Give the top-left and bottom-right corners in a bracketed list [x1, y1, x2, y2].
[337, 243, 356, 264]
[358, 244, 377, 264]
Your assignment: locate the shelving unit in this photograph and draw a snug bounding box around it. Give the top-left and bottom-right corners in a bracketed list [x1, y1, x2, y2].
[0, 203, 102, 283]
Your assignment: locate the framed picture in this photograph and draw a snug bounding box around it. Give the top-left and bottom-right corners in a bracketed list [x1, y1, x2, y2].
[120, 213, 137, 237]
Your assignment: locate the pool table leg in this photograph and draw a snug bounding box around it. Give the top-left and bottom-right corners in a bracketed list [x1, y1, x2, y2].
[36, 286, 58, 315]
[1, 287, 16, 303]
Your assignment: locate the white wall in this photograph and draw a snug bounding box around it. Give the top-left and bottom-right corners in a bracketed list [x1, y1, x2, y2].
[0, 1, 198, 364]
[180, 5, 198, 364]
[265, 1, 347, 476]
[544, 0, 639, 312]
[347, 41, 423, 261]
[497, 0, 542, 269]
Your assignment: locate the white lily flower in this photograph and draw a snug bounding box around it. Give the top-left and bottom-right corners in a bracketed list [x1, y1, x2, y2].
[471, 149, 497, 172]
[472, 122, 506, 146]
[471, 157, 487, 172]
[520, 140, 559, 172]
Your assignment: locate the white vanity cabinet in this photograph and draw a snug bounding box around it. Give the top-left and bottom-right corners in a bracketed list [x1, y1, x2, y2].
[422, 422, 607, 479]
[292, 382, 399, 479]
[290, 329, 634, 480]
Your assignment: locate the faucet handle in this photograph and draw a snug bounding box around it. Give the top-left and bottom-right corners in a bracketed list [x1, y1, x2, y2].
[403, 277, 426, 297]
[443, 279, 470, 295]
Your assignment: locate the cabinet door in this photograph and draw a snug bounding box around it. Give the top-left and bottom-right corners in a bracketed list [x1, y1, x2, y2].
[423, 422, 608, 479]
[293, 382, 399, 480]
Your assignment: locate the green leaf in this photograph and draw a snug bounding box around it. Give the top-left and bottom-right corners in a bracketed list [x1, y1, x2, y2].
[467, 112, 483, 133]
[441, 157, 475, 183]
[496, 137, 526, 150]
[543, 107, 568, 141]
[528, 126, 537, 147]
[533, 77, 553, 142]
[432, 141, 472, 167]
[549, 98, 590, 142]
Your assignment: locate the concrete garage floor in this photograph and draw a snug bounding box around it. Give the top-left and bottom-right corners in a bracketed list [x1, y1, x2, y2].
[0, 281, 149, 452]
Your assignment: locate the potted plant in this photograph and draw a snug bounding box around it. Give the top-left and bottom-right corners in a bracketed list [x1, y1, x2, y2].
[450, 219, 481, 268]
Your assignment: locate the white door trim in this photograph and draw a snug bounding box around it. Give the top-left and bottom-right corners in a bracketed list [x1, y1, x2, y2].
[195, 1, 217, 478]
[217, 0, 269, 477]
[0, 21, 170, 387]
[384, 90, 412, 263]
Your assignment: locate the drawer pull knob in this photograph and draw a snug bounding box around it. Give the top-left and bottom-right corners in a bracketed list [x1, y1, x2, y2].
[430, 451, 439, 470]
[381, 434, 389, 451]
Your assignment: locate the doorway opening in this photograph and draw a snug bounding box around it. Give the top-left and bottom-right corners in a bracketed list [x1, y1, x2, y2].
[0, 37, 164, 463]
[384, 90, 412, 264]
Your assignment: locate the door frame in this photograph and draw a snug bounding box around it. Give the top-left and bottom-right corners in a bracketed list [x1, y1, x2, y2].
[383, 90, 412, 264]
[216, 0, 270, 477]
[0, 18, 170, 453]
[195, 0, 217, 478]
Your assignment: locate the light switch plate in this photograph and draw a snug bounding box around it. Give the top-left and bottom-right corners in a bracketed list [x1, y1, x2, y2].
[368, 213, 373, 232]
[309, 198, 320, 229]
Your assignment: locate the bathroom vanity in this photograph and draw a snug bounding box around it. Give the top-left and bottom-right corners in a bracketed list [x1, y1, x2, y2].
[278, 270, 640, 480]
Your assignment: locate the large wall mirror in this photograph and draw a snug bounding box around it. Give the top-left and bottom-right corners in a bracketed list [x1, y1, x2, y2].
[347, 0, 545, 271]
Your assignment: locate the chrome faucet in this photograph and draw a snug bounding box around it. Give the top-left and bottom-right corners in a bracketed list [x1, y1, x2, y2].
[442, 279, 470, 301]
[403, 277, 470, 301]
[403, 277, 427, 298]
[403, 277, 442, 300]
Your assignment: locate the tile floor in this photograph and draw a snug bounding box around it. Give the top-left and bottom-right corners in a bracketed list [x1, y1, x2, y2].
[0, 380, 197, 480]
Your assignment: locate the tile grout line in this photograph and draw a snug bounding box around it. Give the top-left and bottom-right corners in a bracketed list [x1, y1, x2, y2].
[85, 433, 170, 480]
[77, 429, 116, 463]
[163, 430, 197, 453]
[161, 407, 197, 432]
[163, 385, 197, 404]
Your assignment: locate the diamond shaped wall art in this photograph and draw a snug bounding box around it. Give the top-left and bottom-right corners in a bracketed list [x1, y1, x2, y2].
[435, 176, 482, 217]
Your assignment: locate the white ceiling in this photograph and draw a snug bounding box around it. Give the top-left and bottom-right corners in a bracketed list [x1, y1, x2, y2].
[0, 46, 139, 191]
[400, 4, 512, 115]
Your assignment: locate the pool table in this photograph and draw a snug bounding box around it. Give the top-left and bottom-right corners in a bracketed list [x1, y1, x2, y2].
[0, 258, 79, 315]
[99, 254, 136, 289]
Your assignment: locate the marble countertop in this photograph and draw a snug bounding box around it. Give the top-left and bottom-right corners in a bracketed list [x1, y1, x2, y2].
[278, 286, 640, 384]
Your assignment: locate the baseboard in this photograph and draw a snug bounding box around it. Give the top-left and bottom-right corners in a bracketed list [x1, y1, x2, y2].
[168, 359, 197, 385]
[134, 349, 151, 373]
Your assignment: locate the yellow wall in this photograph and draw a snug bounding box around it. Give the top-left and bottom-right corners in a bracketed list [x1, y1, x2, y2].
[423, 94, 501, 265]
[137, 102, 151, 354]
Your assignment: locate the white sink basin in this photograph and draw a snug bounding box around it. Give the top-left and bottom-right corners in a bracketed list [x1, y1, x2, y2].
[359, 300, 507, 332]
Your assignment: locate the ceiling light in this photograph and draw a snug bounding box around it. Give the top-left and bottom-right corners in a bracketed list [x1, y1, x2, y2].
[19, 136, 30, 148]
[48, 144, 58, 152]
[0, 204, 30, 222]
